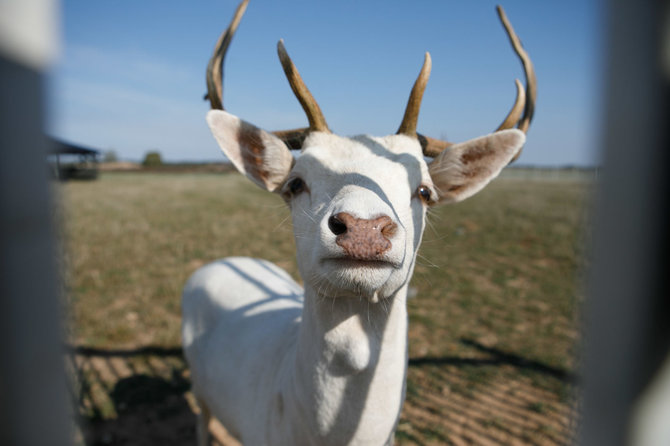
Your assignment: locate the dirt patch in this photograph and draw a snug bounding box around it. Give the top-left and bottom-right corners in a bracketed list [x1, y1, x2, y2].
[68, 345, 577, 445]
[400, 364, 576, 445]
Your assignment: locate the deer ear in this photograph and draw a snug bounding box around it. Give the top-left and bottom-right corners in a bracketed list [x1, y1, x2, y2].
[207, 110, 294, 192]
[428, 129, 525, 204]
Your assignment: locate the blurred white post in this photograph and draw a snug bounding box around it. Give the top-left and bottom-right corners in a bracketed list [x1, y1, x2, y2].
[0, 1, 72, 445]
[581, 0, 670, 445]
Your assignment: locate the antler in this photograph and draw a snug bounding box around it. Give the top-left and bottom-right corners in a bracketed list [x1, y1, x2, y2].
[277, 40, 330, 133]
[205, 0, 248, 111]
[408, 5, 537, 159]
[397, 53, 432, 137]
[495, 5, 536, 161]
[205, 0, 328, 150]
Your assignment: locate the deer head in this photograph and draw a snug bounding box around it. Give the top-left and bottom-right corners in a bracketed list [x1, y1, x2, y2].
[205, 0, 536, 302]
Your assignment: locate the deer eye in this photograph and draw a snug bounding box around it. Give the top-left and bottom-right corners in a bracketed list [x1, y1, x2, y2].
[416, 185, 434, 205]
[284, 177, 306, 199]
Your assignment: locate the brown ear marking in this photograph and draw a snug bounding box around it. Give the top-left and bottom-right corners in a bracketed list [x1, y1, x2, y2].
[237, 121, 269, 183]
[460, 147, 489, 165]
[463, 166, 488, 180]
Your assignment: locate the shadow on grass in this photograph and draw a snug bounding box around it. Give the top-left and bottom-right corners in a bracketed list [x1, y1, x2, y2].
[67, 342, 575, 445]
[67, 345, 196, 446]
[408, 338, 577, 383]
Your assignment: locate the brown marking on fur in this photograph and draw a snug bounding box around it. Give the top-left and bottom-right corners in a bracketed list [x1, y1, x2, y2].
[463, 166, 489, 179]
[237, 122, 268, 183]
[334, 213, 396, 260]
[460, 145, 490, 165]
[447, 184, 464, 193]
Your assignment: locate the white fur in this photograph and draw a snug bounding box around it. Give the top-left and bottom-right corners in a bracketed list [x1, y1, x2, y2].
[182, 110, 524, 445]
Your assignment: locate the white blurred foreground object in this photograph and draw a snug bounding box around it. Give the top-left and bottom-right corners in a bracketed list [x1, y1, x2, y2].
[633, 356, 670, 446]
[581, 1, 670, 446]
[0, 0, 58, 69]
[0, 1, 71, 445]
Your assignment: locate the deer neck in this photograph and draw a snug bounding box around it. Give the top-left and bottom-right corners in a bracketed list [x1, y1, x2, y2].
[288, 283, 409, 444]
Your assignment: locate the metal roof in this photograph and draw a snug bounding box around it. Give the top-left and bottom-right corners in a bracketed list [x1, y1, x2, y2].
[50, 139, 100, 156]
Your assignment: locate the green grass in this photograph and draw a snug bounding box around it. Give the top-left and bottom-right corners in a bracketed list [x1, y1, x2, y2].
[59, 170, 590, 443]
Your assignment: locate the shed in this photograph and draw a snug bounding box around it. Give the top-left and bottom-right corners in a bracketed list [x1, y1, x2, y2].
[50, 140, 100, 180]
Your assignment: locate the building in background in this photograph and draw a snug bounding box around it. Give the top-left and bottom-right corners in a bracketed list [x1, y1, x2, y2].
[50, 139, 100, 180]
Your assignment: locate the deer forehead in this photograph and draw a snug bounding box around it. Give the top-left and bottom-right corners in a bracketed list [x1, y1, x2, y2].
[295, 132, 430, 188]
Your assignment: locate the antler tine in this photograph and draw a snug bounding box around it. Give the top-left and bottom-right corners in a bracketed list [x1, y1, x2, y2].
[496, 5, 537, 133]
[205, 0, 249, 110]
[277, 40, 330, 133]
[496, 78, 526, 131]
[397, 53, 432, 137]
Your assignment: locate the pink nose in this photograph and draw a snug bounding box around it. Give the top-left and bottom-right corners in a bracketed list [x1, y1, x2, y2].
[328, 212, 397, 260]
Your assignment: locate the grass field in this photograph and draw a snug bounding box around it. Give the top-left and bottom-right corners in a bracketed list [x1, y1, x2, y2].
[58, 171, 591, 445]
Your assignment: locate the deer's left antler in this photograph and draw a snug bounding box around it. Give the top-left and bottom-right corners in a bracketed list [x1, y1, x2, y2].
[400, 5, 537, 161]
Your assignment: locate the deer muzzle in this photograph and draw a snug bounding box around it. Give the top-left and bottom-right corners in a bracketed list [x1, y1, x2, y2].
[329, 212, 397, 261]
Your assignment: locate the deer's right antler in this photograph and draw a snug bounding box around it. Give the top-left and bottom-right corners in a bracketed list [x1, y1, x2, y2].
[205, 0, 329, 151]
[276, 40, 330, 134]
[205, 0, 248, 111]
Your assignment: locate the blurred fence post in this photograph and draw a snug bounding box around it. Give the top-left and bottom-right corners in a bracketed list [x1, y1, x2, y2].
[581, 0, 670, 445]
[0, 1, 72, 445]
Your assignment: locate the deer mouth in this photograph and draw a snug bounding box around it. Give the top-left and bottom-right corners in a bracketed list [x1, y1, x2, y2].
[322, 256, 400, 270]
[317, 256, 401, 300]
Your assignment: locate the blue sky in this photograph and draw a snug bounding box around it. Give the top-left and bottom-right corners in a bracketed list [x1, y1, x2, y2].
[48, 0, 603, 166]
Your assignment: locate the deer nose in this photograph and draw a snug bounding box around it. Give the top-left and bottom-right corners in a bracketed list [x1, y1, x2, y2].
[328, 212, 398, 260]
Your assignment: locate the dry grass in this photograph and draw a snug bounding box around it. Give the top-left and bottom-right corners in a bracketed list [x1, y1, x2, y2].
[58, 171, 590, 445]
[58, 172, 296, 347]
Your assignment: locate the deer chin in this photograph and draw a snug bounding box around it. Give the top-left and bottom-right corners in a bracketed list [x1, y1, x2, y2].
[311, 256, 404, 302]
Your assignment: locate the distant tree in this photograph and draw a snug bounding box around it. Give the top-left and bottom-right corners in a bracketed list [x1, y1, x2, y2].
[103, 150, 118, 163]
[142, 151, 163, 167]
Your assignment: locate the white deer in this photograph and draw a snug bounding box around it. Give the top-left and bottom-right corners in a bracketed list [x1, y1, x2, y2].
[182, 1, 536, 445]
